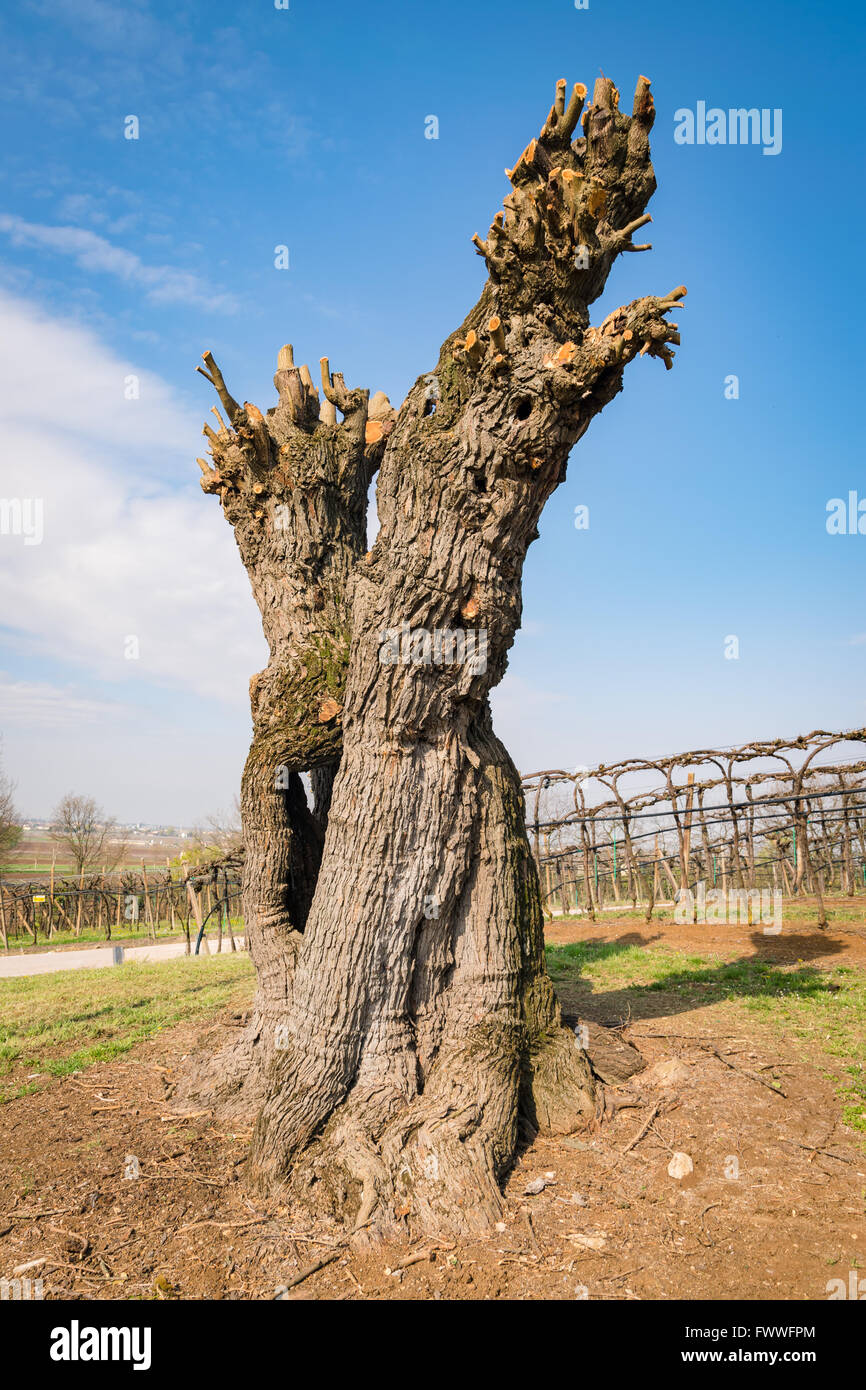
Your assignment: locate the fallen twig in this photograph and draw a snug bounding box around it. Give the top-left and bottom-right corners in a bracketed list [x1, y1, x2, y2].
[275, 1249, 342, 1295]
[386, 1248, 436, 1274]
[649, 1121, 675, 1154]
[777, 1138, 854, 1165]
[282, 1231, 344, 1248]
[272, 1215, 376, 1296]
[621, 1100, 661, 1154]
[3, 1208, 78, 1222]
[521, 1207, 542, 1256]
[599, 1265, 644, 1283]
[703, 1044, 787, 1098]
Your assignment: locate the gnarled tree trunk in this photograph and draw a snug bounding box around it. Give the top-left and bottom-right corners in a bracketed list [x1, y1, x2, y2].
[179, 349, 394, 1114]
[189, 71, 682, 1236]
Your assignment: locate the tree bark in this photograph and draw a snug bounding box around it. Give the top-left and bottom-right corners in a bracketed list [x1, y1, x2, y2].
[239, 74, 682, 1236]
[178, 347, 395, 1114]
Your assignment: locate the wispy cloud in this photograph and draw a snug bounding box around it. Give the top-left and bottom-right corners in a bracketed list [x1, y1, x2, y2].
[28, 0, 164, 52]
[0, 215, 237, 312]
[0, 286, 196, 454]
[0, 676, 130, 728]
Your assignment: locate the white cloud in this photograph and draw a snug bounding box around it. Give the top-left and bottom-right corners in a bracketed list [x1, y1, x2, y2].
[0, 286, 195, 453]
[0, 288, 266, 706]
[0, 676, 129, 728]
[0, 215, 237, 312]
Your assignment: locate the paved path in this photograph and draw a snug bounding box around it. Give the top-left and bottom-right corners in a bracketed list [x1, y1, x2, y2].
[0, 938, 246, 979]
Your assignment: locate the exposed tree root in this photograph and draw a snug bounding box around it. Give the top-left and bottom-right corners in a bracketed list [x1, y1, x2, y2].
[522, 1023, 597, 1135]
[246, 1018, 593, 1241]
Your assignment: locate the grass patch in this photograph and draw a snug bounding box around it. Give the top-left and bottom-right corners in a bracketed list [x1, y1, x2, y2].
[1, 918, 243, 952]
[0, 954, 254, 1103]
[552, 899, 866, 929]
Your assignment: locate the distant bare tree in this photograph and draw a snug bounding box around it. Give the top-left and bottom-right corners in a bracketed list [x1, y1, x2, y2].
[188, 798, 243, 863]
[49, 794, 122, 876]
[0, 746, 21, 860]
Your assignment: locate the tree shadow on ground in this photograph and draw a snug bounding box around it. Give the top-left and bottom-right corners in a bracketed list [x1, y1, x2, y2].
[546, 929, 852, 1027]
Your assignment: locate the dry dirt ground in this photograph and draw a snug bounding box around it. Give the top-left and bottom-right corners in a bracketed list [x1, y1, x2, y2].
[1, 908, 864, 1301]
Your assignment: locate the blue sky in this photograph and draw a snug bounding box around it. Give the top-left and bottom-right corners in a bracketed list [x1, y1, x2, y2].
[0, 0, 864, 823]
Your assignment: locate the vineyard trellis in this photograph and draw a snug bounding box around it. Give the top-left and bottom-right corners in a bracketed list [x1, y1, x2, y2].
[0, 854, 243, 953]
[3, 729, 864, 949]
[523, 729, 866, 929]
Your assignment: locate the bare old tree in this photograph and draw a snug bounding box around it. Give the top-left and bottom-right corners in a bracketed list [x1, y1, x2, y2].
[0, 746, 21, 860]
[189, 798, 244, 861]
[180, 344, 395, 1112]
[49, 794, 122, 876]
[189, 73, 683, 1237]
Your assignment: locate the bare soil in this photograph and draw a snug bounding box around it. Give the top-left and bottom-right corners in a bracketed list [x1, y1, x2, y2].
[1, 910, 864, 1301]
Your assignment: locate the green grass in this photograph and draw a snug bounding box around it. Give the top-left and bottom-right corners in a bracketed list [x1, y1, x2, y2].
[546, 939, 866, 1136]
[2, 917, 242, 952]
[4, 924, 183, 951]
[2, 933, 863, 1140]
[552, 898, 866, 928]
[0, 954, 254, 1103]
